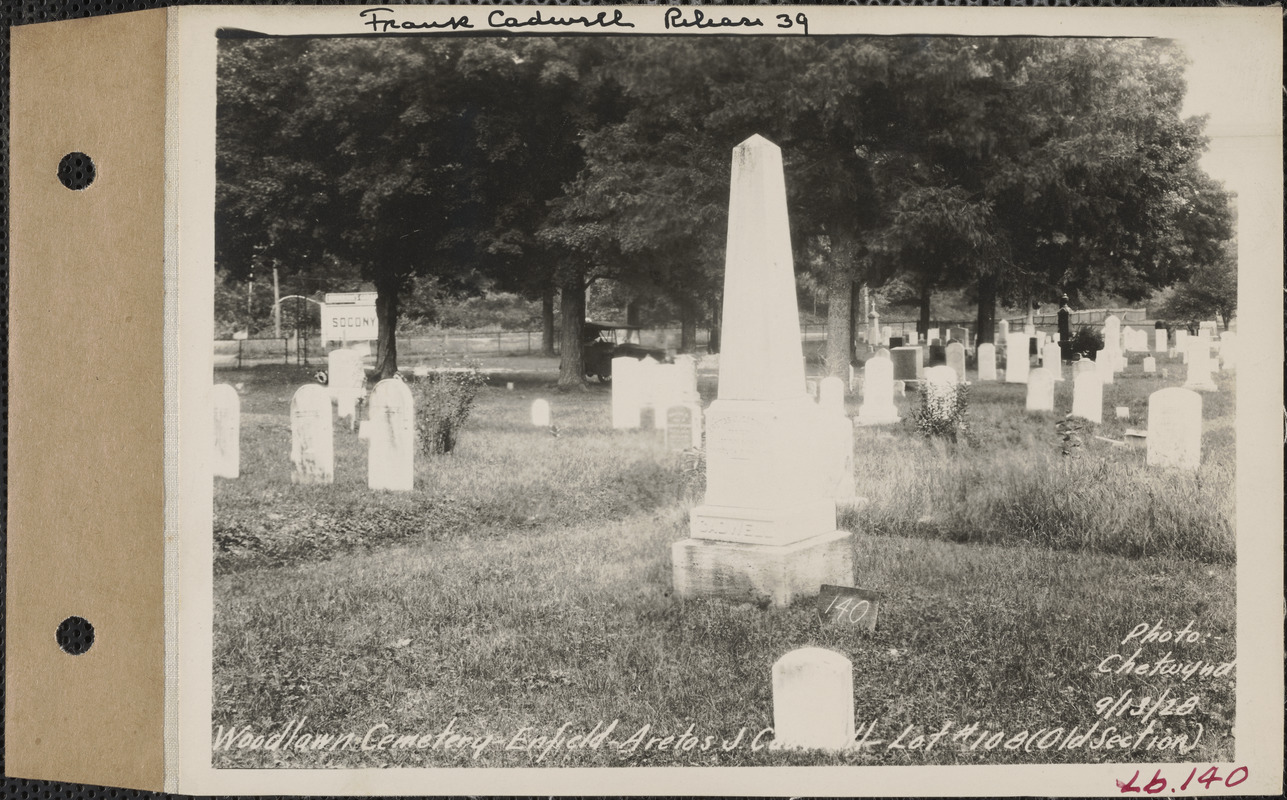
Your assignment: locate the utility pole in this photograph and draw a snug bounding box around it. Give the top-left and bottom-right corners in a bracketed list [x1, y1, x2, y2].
[272, 264, 281, 339]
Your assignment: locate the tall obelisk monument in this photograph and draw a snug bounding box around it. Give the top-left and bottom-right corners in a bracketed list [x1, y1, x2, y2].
[673, 135, 854, 606]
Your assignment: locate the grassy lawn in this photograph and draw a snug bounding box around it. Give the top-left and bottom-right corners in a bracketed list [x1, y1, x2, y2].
[212, 350, 1235, 768]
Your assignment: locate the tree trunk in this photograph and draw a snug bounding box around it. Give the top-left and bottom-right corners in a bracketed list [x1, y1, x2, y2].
[824, 231, 857, 378]
[373, 275, 402, 380]
[625, 300, 640, 327]
[679, 299, 697, 354]
[976, 273, 997, 344]
[849, 281, 864, 363]
[556, 276, 588, 390]
[825, 274, 852, 378]
[541, 286, 557, 357]
[918, 280, 932, 340]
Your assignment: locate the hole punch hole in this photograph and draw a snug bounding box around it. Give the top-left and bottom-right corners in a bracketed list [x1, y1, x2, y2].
[56, 616, 95, 655]
[57, 152, 96, 190]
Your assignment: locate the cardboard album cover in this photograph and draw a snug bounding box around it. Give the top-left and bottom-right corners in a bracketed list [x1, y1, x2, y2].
[6, 4, 1283, 795]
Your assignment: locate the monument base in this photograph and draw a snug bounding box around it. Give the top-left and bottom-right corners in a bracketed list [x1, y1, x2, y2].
[672, 529, 853, 607]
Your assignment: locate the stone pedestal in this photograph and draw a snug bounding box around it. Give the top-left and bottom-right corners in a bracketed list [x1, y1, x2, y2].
[672, 530, 853, 607]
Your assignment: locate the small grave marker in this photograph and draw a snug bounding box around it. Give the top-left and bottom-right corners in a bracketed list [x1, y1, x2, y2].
[771, 648, 854, 750]
[531, 398, 552, 427]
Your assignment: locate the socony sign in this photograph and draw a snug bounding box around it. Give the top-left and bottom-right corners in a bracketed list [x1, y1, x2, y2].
[320, 301, 378, 343]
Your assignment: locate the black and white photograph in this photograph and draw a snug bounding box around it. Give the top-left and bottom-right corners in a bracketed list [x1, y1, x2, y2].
[169, 4, 1281, 795]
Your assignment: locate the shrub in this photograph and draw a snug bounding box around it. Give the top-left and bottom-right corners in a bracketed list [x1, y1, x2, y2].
[914, 379, 971, 443]
[410, 367, 487, 455]
[1069, 325, 1104, 358]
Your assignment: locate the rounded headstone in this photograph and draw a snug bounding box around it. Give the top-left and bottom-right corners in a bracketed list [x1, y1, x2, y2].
[771, 647, 854, 750]
[1147, 388, 1202, 469]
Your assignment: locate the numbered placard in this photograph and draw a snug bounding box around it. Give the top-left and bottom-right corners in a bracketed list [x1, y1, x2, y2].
[816, 585, 880, 631]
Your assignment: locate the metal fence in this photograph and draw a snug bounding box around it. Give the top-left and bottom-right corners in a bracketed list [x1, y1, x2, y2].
[215, 311, 1148, 368]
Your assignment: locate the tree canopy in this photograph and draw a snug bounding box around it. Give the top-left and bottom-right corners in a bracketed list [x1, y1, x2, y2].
[216, 34, 1234, 382]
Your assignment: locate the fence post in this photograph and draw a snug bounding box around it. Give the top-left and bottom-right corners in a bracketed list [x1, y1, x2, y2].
[497, 330, 502, 355]
[528, 330, 532, 354]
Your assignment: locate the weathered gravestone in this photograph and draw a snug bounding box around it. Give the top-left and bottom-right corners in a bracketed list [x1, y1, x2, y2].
[638, 356, 661, 426]
[771, 647, 854, 750]
[328, 349, 365, 426]
[665, 404, 702, 451]
[1071, 367, 1103, 424]
[1025, 368, 1055, 412]
[368, 378, 415, 491]
[1041, 342, 1063, 381]
[997, 319, 1010, 342]
[890, 346, 922, 382]
[1217, 332, 1236, 370]
[948, 327, 969, 346]
[1147, 387, 1202, 469]
[290, 384, 334, 484]
[1096, 350, 1115, 385]
[875, 346, 890, 360]
[1143, 356, 1157, 374]
[1005, 332, 1030, 383]
[976, 343, 997, 381]
[819, 376, 846, 417]
[1154, 328, 1167, 353]
[945, 342, 967, 382]
[212, 383, 240, 479]
[611, 356, 643, 429]
[673, 135, 852, 607]
[1174, 329, 1190, 362]
[857, 356, 899, 426]
[1183, 339, 1218, 392]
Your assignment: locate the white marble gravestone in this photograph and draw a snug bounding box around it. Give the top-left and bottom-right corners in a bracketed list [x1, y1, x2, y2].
[611, 356, 643, 429]
[997, 319, 1010, 342]
[1025, 368, 1054, 412]
[1154, 328, 1167, 353]
[290, 384, 334, 484]
[945, 342, 967, 382]
[212, 383, 240, 479]
[1147, 387, 1201, 469]
[1041, 342, 1063, 381]
[531, 398, 552, 427]
[819, 376, 846, 417]
[368, 378, 415, 491]
[1096, 351, 1115, 385]
[1071, 368, 1103, 424]
[977, 343, 997, 381]
[771, 647, 854, 750]
[1004, 332, 1030, 383]
[328, 349, 365, 425]
[1174, 329, 1190, 362]
[874, 346, 890, 360]
[1183, 340, 1218, 392]
[857, 356, 899, 426]
[673, 135, 852, 607]
[1143, 356, 1157, 374]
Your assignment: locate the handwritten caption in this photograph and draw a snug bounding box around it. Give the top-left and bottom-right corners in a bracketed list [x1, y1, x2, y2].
[357, 7, 810, 36]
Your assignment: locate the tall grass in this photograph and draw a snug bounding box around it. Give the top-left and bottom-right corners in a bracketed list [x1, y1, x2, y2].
[212, 354, 1237, 768]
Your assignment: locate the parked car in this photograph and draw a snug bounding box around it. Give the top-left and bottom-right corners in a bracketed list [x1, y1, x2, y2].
[582, 321, 666, 381]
